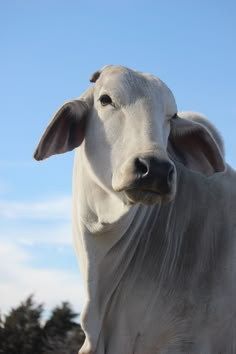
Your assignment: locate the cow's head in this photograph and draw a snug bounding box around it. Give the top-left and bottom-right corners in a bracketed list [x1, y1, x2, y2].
[34, 65, 225, 205]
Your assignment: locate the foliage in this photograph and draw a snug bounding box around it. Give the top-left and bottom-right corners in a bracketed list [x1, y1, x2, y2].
[0, 295, 85, 354]
[43, 301, 84, 354]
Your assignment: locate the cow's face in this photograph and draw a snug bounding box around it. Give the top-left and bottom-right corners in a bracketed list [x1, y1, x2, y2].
[34, 65, 225, 206]
[85, 66, 177, 205]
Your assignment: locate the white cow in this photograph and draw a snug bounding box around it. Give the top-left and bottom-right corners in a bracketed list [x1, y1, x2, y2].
[34, 65, 236, 354]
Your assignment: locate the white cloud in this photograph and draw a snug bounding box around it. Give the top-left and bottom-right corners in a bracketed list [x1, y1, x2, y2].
[0, 239, 85, 317]
[0, 196, 71, 221]
[0, 222, 73, 246]
[0, 195, 85, 317]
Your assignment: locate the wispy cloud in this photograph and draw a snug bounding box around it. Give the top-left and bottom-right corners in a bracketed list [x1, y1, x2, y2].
[0, 239, 85, 316]
[0, 196, 71, 220]
[0, 223, 73, 245]
[0, 195, 85, 316]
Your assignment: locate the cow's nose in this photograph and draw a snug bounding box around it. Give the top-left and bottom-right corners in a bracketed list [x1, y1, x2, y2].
[134, 157, 175, 193]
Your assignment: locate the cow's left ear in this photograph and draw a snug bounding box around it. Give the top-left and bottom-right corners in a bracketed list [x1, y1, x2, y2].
[34, 100, 88, 161]
[168, 115, 225, 176]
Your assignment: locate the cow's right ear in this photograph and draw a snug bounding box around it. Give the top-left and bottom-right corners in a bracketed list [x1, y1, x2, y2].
[168, 114, 225, 176]
[34, 100, 89, 161]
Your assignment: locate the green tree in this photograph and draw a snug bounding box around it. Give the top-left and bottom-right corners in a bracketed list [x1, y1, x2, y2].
[44, 301, 78, 337]
[43, 326, 85, 354]
[43, 301, 85, 353]
[0, 295, 44, 354]
[0, 296, 85, 354]
[0, 312, 4, 350]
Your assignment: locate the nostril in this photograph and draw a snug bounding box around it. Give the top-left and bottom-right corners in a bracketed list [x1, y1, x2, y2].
[167, 165, 175, 185]
[134, 158, 149, 177]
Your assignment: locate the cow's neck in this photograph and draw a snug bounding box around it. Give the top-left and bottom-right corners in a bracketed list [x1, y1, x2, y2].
[73, 158, 152, 275]
[73, 157, 193, 269]
[73, 155, 214, 353]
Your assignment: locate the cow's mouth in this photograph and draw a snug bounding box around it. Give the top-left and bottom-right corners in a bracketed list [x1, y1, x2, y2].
[124, 188, 173, 205]
[112, 155, 177, 205]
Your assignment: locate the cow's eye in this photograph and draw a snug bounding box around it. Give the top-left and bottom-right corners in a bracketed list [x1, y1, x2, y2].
[99, 94, 112, 106]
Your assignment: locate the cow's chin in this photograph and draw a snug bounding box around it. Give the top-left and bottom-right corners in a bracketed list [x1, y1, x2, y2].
[124, 189, 175, 206]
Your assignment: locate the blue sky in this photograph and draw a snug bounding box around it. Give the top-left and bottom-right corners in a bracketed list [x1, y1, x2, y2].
[0, 0, 235, 316]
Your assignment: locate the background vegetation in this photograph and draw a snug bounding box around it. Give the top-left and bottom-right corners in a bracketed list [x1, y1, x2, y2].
[0, 296, 85, 354]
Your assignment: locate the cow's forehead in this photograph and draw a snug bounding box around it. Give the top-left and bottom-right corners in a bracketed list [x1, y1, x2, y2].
[100, 66, 160, 87]
[94, 65, 163, 102]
